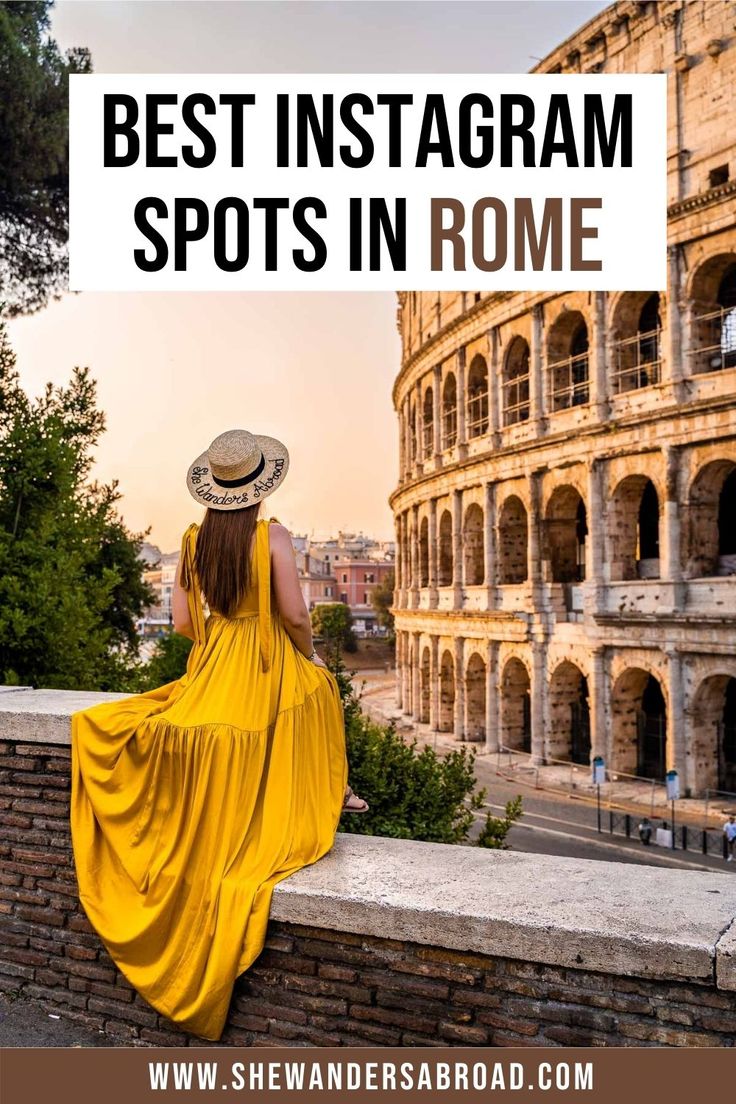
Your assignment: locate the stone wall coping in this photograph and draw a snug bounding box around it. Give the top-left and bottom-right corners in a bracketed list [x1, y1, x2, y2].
[3, 687, 736, 991]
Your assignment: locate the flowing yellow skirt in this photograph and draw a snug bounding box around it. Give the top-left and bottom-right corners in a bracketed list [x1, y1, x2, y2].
[70, 611, 348, 1040]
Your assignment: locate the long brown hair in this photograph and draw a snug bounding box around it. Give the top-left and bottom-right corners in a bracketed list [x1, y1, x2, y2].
[194, 502, 261, 616]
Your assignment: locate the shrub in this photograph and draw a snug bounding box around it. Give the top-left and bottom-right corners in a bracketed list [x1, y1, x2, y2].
[332, 654, 522, 848]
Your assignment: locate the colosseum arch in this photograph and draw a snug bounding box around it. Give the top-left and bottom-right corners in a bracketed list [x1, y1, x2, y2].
[419, 515, 429, 587]
[690, 673, 736, 795]
[438, 509, 453, 586]
[611, 668, 667, 779]
[439, 649, 455, 732]
[442, 373, 458, 449]
[548, 661, 591, 764]
[609, 292, 662, 393]
[687, 253, 736, 374]
[502, 337, 530, 427]
[419, 646, 431, 724]
[544, 485, 587, 583]
[465, 652, 486, 742]
[547, 310, 590, 411]
[609, 475, 660, 581]
[466, 355, 489, 438]
[422, 386, 434, 459]
[500, 657, 531, 752]
[684, 459, 736, 578]
[463, 503, 485, 586]
[497, 495, 528, 584]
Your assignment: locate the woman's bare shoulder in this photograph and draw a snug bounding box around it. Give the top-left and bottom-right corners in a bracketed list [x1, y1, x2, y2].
[268, 521, 293, 550]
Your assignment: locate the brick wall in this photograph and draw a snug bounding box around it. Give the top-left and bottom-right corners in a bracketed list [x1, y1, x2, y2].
[2, 736, 736, 1047]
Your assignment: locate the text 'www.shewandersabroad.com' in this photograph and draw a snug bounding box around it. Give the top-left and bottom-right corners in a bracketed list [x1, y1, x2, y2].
[147, 1060, 595, 1093]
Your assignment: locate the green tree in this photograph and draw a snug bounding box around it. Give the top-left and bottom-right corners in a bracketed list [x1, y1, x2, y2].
[371, 567, 395, 641]
[331, 652, 522, 848]
[311, 601, 357, 660]
[0, 322, 154, 689]
[0, 1, 92, 316]
[138, 632, 193, 691]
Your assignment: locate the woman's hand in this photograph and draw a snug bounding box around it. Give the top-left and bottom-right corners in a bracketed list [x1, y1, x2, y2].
[310, 653, 328, 669]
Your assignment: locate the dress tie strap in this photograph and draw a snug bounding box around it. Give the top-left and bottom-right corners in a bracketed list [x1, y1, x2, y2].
[255, 517, 274, 673]
[179, 522, 206, 650]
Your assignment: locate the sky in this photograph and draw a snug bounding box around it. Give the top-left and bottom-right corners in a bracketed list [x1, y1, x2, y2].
[7, 0, 607, 551]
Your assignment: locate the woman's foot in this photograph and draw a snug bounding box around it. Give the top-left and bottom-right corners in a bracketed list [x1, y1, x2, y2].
[342, 784, 369, 813]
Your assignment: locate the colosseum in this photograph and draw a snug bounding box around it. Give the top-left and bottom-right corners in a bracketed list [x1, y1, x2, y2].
[390, 0, 736, 799]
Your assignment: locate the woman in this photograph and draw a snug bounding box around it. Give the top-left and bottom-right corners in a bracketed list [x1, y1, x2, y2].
[70, 428, 368, 1042]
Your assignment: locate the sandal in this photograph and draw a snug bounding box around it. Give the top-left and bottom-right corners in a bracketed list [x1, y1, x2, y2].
[342, 785, 369, 814]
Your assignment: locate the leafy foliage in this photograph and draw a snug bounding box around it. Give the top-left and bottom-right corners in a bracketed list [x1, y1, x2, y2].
[371, 567, 395, 642]
[137, 632, 193, 692]
[0, 1, 92, 316]
[0, 322, 154, 689]
[311, 601, 357, 659]
[330, 652, 522, 848]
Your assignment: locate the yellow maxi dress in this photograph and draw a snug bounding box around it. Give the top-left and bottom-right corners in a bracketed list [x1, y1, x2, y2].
[70, 517, 348, 1041]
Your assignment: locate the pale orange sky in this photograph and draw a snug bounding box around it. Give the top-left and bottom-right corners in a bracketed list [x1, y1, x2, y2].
[6, 0, 606, 551]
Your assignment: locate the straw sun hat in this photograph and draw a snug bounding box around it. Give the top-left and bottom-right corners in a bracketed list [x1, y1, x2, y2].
[186, 428, 290, 510]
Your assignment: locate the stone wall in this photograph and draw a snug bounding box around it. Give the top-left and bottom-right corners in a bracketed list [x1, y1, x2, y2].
[1, 690, 736, 1047]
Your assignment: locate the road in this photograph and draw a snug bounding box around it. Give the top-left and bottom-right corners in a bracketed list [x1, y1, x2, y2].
[468, 757, 732, 872]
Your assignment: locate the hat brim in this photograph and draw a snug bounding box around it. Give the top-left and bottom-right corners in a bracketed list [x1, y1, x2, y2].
[186, 434, 290, 511]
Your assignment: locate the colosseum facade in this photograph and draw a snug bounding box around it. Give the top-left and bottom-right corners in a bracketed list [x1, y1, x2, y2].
[390, 0, 736, 798]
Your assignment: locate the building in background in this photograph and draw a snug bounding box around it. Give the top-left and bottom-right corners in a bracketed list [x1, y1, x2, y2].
[391, 0, 736, 797]
[140, 530, 394, 638]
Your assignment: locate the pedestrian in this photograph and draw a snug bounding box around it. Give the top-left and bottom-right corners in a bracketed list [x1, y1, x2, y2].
[724, 815, 736, 862]
[638, 816, 653, 845]
[70, 428, 368, 1041]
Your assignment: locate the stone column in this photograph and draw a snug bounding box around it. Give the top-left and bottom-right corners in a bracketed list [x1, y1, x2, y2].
[395, 630, 404, 711]
[664, 245, 685, 399]
[414, 379, 424, 473]
[403, 507, 408, 604]
[432, 364, 442, 461]
[395, 514, 403, 605]
[404, 398, 413, 480]
[402, 631, 412, 715]
[484, 481, 497, 607]
[412, 631, 422, 721]
[454, 636, 466, 741]
[430, 635, 440, 731]
[428, 497, 438, 607]
[589, 291, 608, 420]
[662, 446, 683, 596]
[488, 327, 501, 444]
[452, 487, 463, 604]
[666, 647, 685, 780]
[530, 640, 546, 765]
[411, 503, 420, 607]
[456, 346, 467, 458]
[586, 459, 604, 612]
[528, 470, 543, 588]
[397, 407, 405, 481]
[589, 646, 608, 762]
[485, 639, 500, 753]
[530, 303, 545, 431]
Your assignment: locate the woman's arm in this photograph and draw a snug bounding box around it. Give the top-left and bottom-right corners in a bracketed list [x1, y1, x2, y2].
[171, 556, 196, 640]
[270, 523, 318, 659]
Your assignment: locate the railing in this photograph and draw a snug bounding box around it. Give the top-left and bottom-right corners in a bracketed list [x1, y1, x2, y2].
[611, 327, 661, 393]
[704, 787, 736, 823]
[466, 391, 489, 438]
[442, 405, 457, 449]
[688, 306, 736, 374]
[548, 352, 589, 411]
[502, 375, 530, 427]
[422, 421, 433, 458]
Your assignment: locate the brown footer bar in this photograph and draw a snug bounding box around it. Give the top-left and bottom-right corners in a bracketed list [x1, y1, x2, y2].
[2, 1046, 735, 1104]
